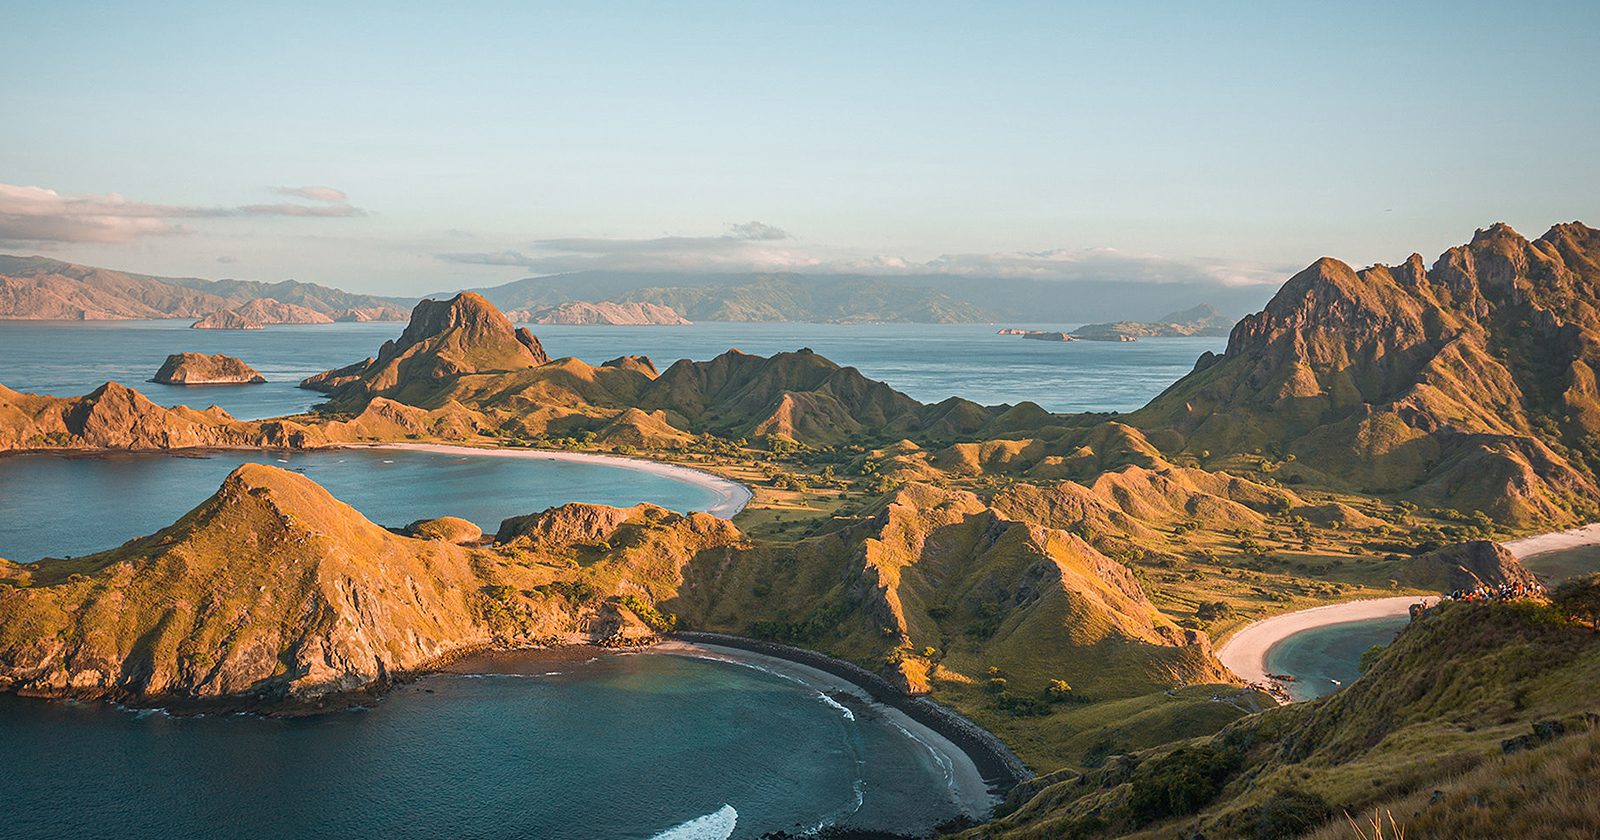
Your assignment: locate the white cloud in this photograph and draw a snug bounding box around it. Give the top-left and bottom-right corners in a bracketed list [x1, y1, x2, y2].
[440, 221, 817, 274]
[439, 222, 1284, 287]
[0, 182, 365, 245]
[273, 185, 348, 203]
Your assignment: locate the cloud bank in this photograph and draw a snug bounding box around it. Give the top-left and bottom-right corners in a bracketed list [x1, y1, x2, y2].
[440, 222, 1285, 287]
[0, 183, 364, 244]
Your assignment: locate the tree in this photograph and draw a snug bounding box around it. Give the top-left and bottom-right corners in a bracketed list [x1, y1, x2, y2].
[1551, 574, 1600, 629]
[1045, 679, 1073, 701]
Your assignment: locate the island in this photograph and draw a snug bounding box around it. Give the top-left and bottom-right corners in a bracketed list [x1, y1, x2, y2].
[3, 222, 1599, 839]
[1071, 303, 1234, 340]
[507, 300, 692, 325]
[150, 352, 267, 385]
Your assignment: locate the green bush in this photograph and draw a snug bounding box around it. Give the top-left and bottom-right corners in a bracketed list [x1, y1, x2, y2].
[1126, 745, 1241, 824]
[1247, 789, 1334, 839]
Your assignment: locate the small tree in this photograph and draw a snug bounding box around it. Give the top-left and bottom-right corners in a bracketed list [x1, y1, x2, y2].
[1045, 679, 1073, 701]
[1551, 574, 1600, 629]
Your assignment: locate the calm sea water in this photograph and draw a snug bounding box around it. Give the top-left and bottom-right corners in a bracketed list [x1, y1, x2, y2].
[0, 319, 1224, 418]
[1263, 616, 1410, 701]
[0, 447, 724, 563]
[0, 652, 966, 839]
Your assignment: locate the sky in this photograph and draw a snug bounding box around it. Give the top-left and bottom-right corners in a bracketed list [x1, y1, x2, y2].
[3, 0, 1598, 296]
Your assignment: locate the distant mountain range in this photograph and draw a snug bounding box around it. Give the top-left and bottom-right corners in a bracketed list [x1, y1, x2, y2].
[0, 255, 411, 323]
[450, 270, 1275, 324]
[0, 253, 1274, 326]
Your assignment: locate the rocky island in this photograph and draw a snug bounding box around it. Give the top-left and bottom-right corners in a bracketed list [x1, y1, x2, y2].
[3, 221, 1600, 838]
[150, 352, 267, 385]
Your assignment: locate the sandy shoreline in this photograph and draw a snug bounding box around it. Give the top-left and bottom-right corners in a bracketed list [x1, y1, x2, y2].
[344, 442, 754, 519]
[1503, 521, 1600, 560]
[649, 639, 1001, 821]
[1217, 596, 1437, 695]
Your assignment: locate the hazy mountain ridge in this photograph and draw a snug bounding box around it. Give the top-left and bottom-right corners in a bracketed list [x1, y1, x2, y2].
[454, 270, 1274, 324]
[0, 255, 410, 322]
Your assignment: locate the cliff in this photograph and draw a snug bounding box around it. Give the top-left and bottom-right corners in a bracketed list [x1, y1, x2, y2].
[151, 353, 267, 385]
[1133, 223, 1600, 526]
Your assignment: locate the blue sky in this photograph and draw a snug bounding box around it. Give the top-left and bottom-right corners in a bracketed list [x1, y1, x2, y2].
[3, 0, 1597, 295]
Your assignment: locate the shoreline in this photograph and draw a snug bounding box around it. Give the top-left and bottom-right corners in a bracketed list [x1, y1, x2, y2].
[1503, 521, 1600, 561]
[1216, 595, 1437, 699]
[315, 441, 753, 519]
[670, 631, 1031, 795]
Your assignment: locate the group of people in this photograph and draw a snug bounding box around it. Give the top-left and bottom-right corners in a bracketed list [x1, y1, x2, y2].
[1445, 580, 1544, 603]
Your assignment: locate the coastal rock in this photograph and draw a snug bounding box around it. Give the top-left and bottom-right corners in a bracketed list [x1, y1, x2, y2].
[403, 516, 483, 544]
[151, 352, 267, 385]
[0, 381, 324, 452]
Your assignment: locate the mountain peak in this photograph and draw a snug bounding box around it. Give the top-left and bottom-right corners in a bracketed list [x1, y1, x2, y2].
[304, 292, 551, 400]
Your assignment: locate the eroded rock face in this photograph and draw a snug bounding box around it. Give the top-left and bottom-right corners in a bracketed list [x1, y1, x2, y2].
[1403, 540, 1544, 592]
[1134, 222, 1600, 526]
[151, 352, 267, 385]
[302, 293, 550, 400]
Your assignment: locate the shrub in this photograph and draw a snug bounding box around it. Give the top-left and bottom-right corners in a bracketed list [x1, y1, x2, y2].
[1045, 679, 1073, 701]
[986, 677, 1009, 693]
[1359, 644, 1386, 674]
[1247, 789, 1334, 839]
[1195, 601, 1235, 622]
[1551, 574, 1600, 629]
[1126, 745, 1241, 824]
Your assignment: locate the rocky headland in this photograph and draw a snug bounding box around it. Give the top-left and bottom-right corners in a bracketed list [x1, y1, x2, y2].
[1071, 304, 1234, 341]
[151, 352, 267, 385]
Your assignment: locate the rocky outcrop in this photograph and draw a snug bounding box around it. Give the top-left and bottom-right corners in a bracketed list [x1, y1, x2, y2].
[403, 516, 484, 544]
[1402, 540, 1544, 592]
[1134, 222, 1600, 526]
[151, 352, 267, 385]
[301, 293, 550, 402]
[511, 301, 692, 325]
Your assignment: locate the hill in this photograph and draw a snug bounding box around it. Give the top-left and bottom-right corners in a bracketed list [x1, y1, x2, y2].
[454, 270, 1273, 324]
[510, 300, 691, 325]
[0, 254, 409, 322]
[1132, 222, 1600, 527]
[970, 598, 1600, 838]
[0, 464, 741, 706]
[1071, 304, 1234, 340]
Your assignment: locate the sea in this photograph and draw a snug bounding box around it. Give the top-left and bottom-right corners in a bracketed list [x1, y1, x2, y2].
[0, 318, 1462, 836]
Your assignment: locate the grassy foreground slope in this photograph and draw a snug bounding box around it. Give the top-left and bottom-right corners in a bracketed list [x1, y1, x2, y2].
[966, 597, 1600, 839]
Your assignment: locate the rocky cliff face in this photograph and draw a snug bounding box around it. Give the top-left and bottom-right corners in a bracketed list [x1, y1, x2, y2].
[151, 352, 267, 385]
[302, 293, 550, 402]
[1135, 222, 1600, 526]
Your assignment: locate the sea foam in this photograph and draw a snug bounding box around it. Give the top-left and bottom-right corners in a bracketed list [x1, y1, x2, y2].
[649, 804, 737, 840]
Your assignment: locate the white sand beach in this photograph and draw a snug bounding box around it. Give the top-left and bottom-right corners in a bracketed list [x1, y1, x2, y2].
[1503, 521, 1600, 560]
[345, 442, 753, 518]
[1217, 596, 1438, 694]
